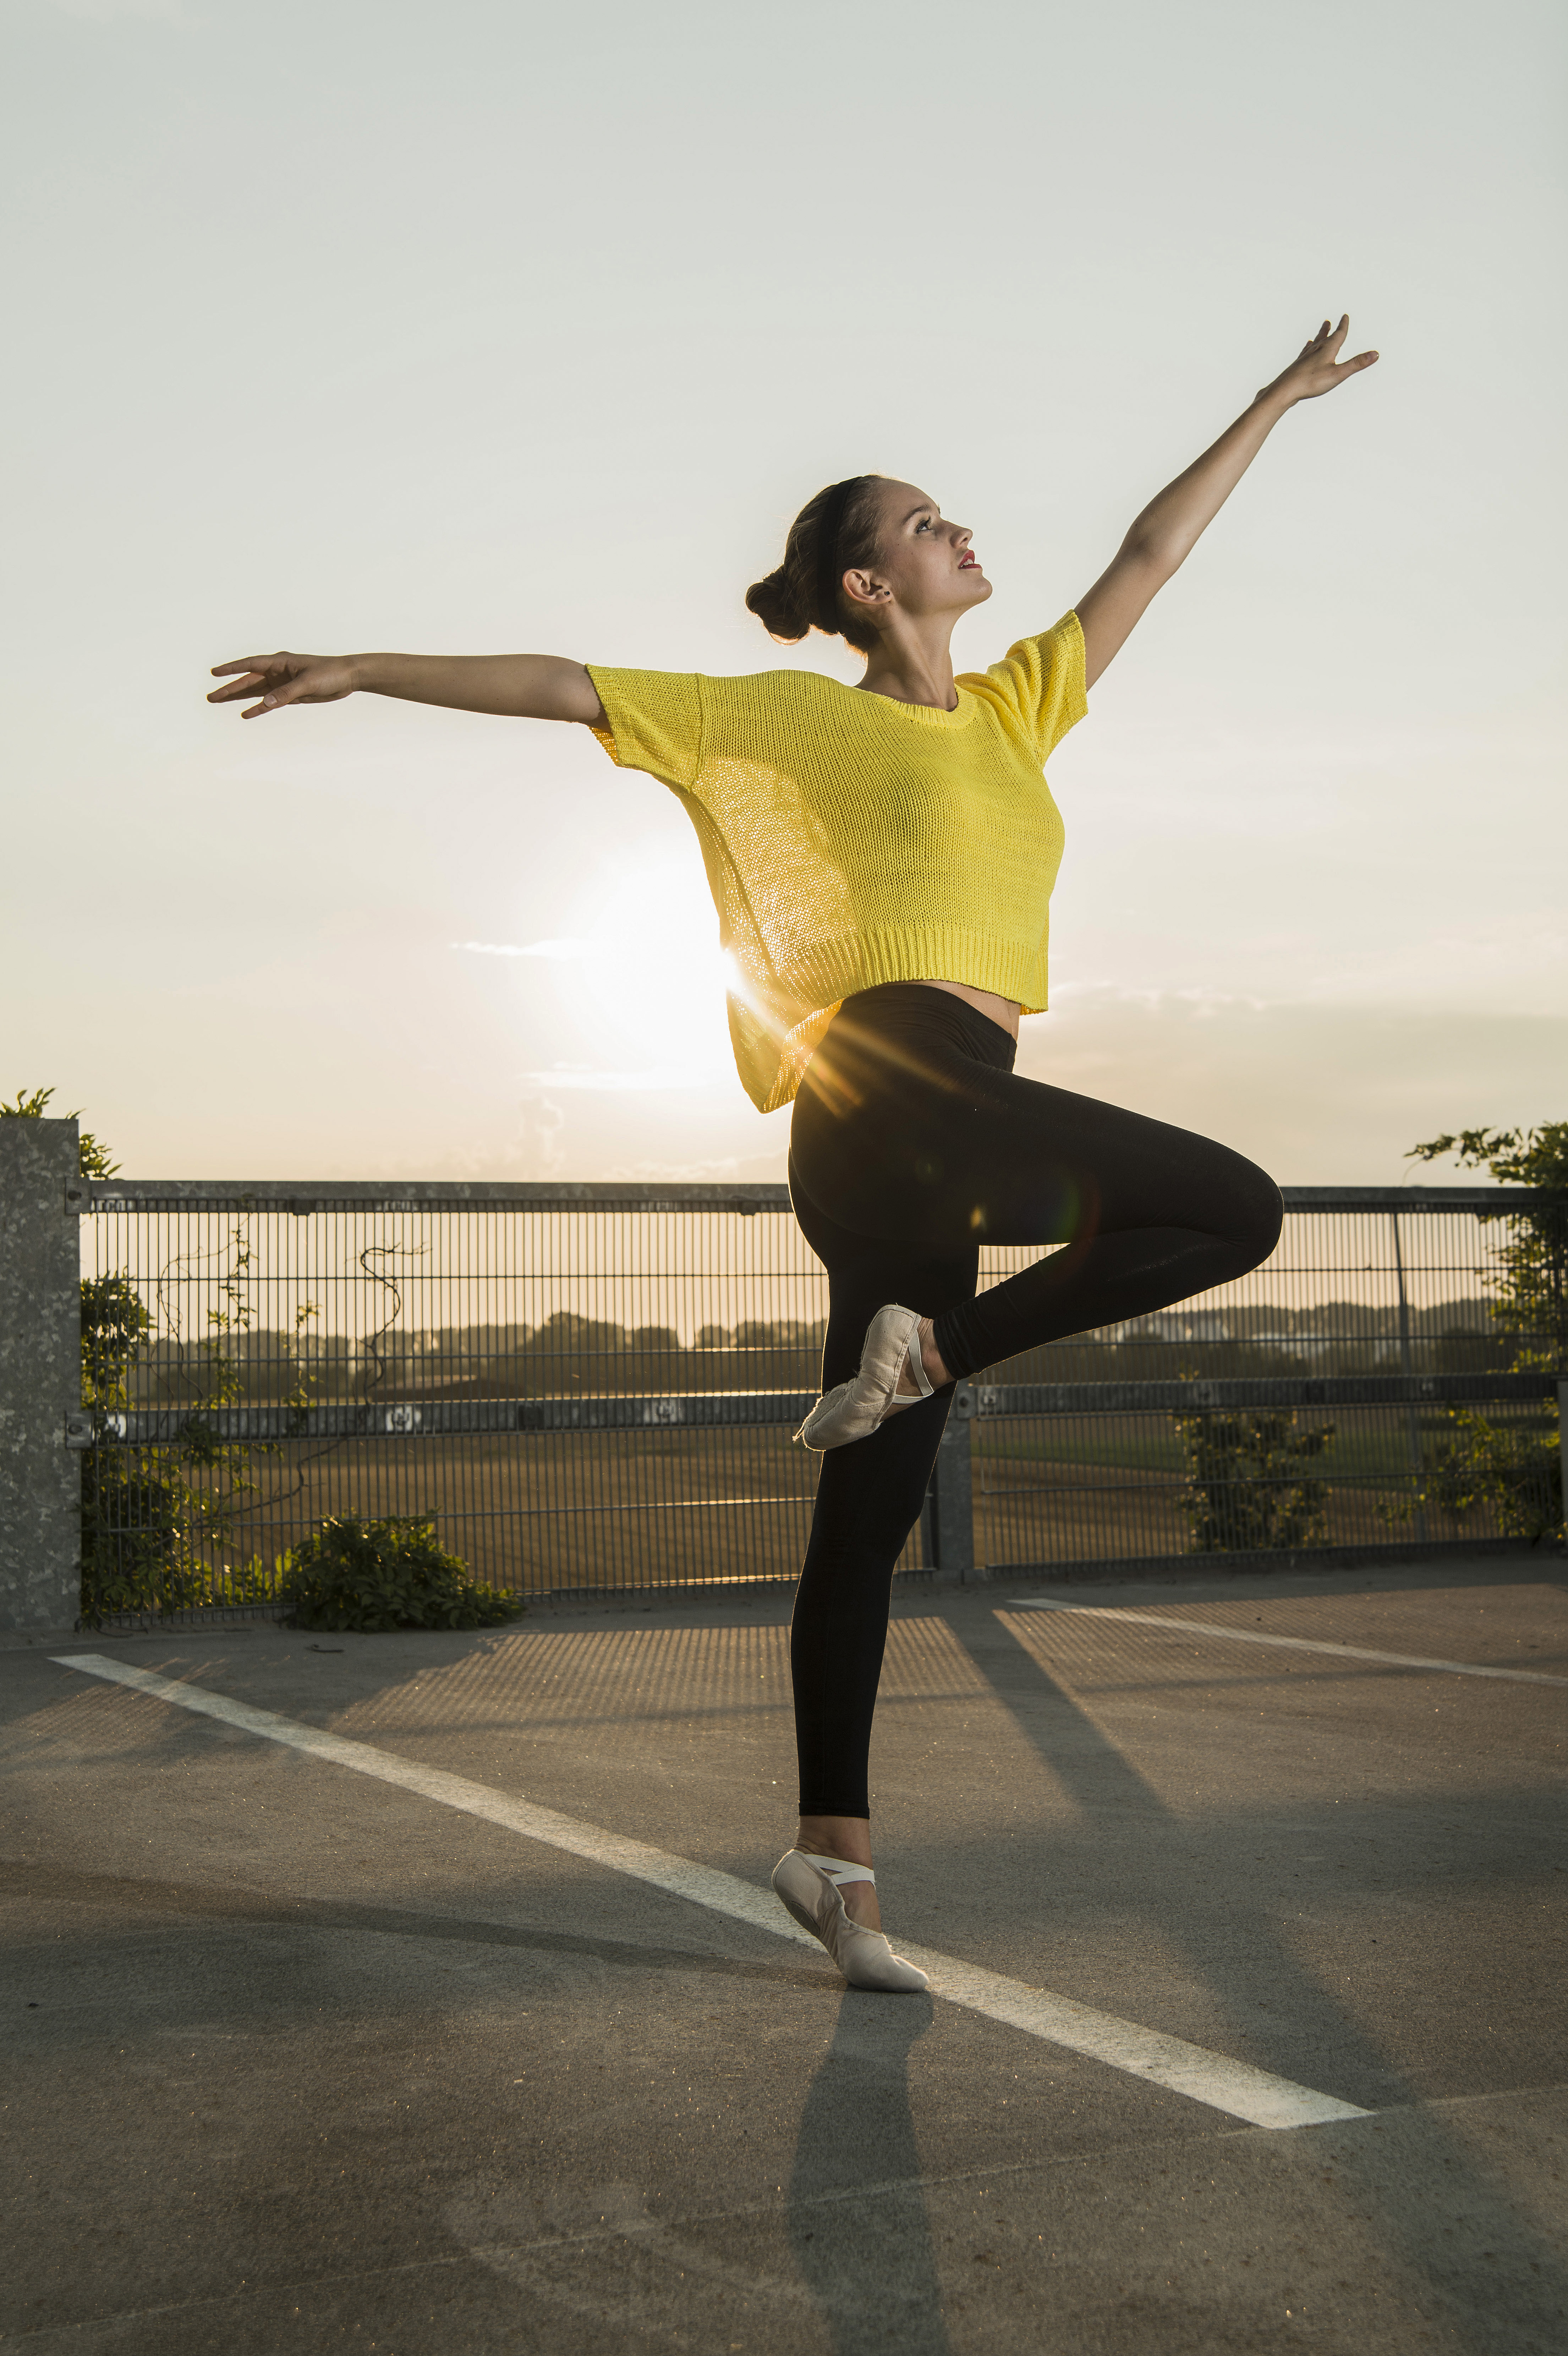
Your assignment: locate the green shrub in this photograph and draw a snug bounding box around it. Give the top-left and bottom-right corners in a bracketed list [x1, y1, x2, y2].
[82, 1466, 213, 1618]
[279, 1515, 524, 1633]
[1174, 1403, 1336, 1553]
[207, 1557, 282, 1608]
[1405, 1407, 1562, 1544]
[1394, 1124, 1565, 1546]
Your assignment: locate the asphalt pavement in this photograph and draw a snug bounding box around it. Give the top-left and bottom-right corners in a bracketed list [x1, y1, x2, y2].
[2, 1553, 1564, 2355]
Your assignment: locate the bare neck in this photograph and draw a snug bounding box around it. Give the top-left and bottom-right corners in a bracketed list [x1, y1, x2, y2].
[854, 614, 960, 711]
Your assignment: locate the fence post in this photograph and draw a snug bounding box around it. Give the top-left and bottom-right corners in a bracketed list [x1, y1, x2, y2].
[1559, 1381, 1567, 1545]
[1390, 1210, 1429, 1542]
[0, 1118, 81, 1633]
[927, 1382, 978, 1580]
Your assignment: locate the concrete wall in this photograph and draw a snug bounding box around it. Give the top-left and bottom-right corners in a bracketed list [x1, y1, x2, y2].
[0, 1119, 81, 1633]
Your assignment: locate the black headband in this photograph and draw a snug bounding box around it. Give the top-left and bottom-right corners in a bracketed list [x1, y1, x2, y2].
[814, 477, 860, 632]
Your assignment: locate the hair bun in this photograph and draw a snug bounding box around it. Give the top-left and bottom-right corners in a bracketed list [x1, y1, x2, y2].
[745, 567, 810, 645]
[745, 476, 883, 654]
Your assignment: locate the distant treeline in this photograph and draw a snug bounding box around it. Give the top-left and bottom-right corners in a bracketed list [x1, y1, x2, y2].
[116, 1298, 1523, 1405]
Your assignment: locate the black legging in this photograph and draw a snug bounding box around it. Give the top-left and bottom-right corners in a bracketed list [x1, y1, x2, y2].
[787, 983, 1283, 1819]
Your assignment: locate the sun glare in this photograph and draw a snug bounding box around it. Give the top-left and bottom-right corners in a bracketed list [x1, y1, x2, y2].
[527, 846, 736, 1082]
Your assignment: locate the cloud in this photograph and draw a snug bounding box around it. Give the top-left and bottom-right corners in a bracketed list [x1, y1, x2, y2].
[519, 1066, 722, 1094]
[515, 1092, 566, 1178]
[600, 1154, 786, 1182]
[454, 939, 594, 961]
[49, 0, 190, 20]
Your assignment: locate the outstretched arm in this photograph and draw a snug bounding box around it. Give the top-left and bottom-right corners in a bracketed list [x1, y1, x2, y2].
[208, 649, 607, 726]
[1076, 317, 1378, 689]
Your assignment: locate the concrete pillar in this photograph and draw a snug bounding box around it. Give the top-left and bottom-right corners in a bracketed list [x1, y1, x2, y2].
[0, 1119, 81, 1633]
[927, 1382, 978, 1580]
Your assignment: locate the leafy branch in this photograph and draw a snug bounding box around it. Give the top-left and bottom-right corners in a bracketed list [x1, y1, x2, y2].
[1396, 1123, 1565, 1542]
[0, 1084, 119, 1178]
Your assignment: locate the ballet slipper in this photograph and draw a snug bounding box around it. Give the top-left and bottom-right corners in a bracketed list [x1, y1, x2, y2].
[772, 1849, 928, 1993]
[794, 1304, 933, 1451]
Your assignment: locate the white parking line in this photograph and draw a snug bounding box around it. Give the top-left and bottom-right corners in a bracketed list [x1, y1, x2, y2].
[1014, 1603, 1568, 1685]
[53, 1652, 1367, 2132]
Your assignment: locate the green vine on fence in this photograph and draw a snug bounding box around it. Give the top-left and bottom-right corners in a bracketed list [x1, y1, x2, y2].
[2, 1088, 327, 1623]
[77, 1229, 322, 1623]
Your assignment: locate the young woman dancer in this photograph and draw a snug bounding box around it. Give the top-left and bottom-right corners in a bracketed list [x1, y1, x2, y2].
[211, 317, 1378, 1992]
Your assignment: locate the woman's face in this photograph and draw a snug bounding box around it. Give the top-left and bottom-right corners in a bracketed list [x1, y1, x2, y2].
[845, 480, 993, 633]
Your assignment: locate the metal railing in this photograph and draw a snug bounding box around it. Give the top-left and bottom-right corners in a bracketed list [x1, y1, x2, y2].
[54, 1176, 1564, 1625]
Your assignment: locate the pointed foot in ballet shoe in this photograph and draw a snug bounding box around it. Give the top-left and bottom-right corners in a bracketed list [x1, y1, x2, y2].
[794, 1304, 931, 1452]
[833, 1920, 931, 1994]
[771, 1850, 929, 1994]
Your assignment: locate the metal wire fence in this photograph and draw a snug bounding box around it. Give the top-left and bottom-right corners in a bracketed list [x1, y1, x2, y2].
[70, 1181, 1563, 1622]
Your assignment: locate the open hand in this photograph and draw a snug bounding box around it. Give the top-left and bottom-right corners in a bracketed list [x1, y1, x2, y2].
[1261, 317, 1378, 407]
[207, 652, 358, 718]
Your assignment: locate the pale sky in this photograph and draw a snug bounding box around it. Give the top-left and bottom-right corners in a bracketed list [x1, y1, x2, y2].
[5, 0, 1564, 1185]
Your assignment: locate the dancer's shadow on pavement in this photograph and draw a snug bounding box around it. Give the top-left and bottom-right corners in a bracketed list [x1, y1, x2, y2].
[943, 1604, 1568, 2354]
[788, 1990, 951, 2356]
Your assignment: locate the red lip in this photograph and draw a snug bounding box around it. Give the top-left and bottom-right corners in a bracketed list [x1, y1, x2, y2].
[959, 554, 979, 569]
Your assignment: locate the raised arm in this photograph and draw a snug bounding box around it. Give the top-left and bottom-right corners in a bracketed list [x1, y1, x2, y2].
[1076, 317, 1378, 690]
[207, 649, 607, 726]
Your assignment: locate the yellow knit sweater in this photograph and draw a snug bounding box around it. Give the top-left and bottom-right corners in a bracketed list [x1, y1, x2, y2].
[587, 612, 1086, 1112]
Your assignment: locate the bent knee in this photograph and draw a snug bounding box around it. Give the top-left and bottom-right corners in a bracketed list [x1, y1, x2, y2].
[1222, 1155, 1283, 1267]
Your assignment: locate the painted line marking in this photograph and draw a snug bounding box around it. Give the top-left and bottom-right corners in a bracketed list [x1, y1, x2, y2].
[1015, 1603, 1568, 1686]
[52, 1653, 1366, 2131]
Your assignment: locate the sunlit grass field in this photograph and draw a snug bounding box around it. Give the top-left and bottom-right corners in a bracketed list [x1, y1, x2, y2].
[164, 1400, 1551, 1600]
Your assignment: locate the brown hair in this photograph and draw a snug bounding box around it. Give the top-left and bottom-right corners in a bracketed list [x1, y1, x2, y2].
[745, 475, 885, 655]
